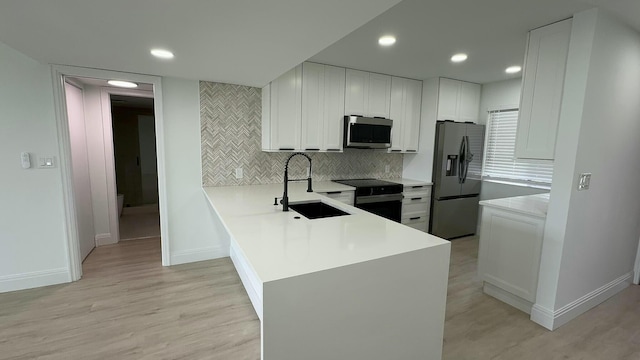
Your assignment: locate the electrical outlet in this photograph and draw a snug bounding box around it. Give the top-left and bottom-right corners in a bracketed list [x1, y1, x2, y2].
[385, 164, 390, 173]
[235, 168, 243, 179]
[578, 173, 591, 190]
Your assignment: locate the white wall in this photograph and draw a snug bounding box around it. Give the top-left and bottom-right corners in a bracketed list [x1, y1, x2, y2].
[480, 181, 548, 201]
[65, 82, 96, 260]
[0, 41, 70, 292]
[477, 78, 522, 124]
[533, 8, 640, 330]
[162, 78, 230, 265]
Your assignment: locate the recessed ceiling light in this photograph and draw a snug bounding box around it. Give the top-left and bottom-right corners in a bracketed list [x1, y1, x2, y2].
[378, 36, 396, 46]
[505, 65, 522, 74]
[107, 80, 138, 88]
[150, 48, 174, 59]
[451, 53, 468, 63]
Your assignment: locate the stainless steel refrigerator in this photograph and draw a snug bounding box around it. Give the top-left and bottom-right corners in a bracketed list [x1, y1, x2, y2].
[429, 121, 485, 239]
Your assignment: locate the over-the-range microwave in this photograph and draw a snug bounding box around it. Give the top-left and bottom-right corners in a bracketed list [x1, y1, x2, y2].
[343, 115, 393, 149]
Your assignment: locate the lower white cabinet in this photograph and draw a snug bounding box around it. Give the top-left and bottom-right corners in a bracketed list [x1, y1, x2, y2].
[477, 204, 546, 313]
[316, 190, 355, 206]
[401, 185, 431, 232]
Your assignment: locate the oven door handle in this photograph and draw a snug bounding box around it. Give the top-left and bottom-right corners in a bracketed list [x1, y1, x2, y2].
[356, 194, 403, 204]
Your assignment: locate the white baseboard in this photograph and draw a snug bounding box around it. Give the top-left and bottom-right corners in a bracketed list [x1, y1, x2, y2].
[0, 268, 70, 293]
[531, 272, 632, 330]
[170, 245, 228, 265]
[483, 282, 533, 314]
[95, 233, 115, 246]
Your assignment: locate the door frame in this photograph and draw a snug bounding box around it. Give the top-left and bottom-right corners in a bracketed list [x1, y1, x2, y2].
[51, 65, 171, 281]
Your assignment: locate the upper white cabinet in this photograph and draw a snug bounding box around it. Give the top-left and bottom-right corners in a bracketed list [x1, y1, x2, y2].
[515, 19, 572, 160]
[436, 78, 481, 122]
[345, 69, 391, 118]
[301, 63, 345, 152]
[389, 77, 422, 153]
[262, 65, 302, 151]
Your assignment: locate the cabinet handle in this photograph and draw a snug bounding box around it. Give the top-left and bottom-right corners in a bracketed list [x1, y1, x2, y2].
[374, 116, 387, 119]
[406, 149, 417, 152]
[390, 149, 401, 152]
[326, 191, 342, 195]
[305, 148, 320, 151]
[279, 147, 294, 151]
[411, 197, 422, 201]
[327, 149, 341, 151]
[412, 186, 424, 189]
[410, 216, 422, 221]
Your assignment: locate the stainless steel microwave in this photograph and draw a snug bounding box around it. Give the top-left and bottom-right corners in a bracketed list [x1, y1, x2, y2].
[343, 116, 393, 149]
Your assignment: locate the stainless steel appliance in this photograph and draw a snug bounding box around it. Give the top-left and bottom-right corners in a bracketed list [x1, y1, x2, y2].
[343, 116, 393, 149]
[430, 121, 485, 239]
[332, 179, 403, 222]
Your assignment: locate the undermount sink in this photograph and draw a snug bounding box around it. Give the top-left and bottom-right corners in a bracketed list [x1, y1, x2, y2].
[289, 201, 350, 220]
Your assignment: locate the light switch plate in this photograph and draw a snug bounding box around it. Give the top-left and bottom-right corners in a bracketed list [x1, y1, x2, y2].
[38, 156, 56, 168]
[235, 168, 243, 179]
[578, 173, 591, 190]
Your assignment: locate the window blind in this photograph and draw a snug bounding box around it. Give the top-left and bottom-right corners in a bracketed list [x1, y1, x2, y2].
[483, 109, 554, 184]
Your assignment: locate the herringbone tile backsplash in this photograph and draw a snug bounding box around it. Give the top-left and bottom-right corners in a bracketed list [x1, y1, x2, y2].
[200, 81, 403, 187]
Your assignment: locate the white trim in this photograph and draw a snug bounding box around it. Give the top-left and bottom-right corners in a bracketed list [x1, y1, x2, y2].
[170, 245, 228, 265]
[483, 282, 533, 314]
[0, 268, 70, 293]
[95, 233, 115, 246]
[482, 178, 551, 190]
[230, 242, 263, 321]
[99, 87, 154, 247]
[51, 65, 172, 280]
[531, 272, 632, 330]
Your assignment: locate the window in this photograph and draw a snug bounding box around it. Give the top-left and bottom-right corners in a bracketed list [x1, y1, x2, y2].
[483, 109, 554, 185]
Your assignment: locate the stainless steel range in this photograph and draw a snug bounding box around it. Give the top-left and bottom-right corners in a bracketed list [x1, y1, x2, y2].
[332, 179, 403, 222]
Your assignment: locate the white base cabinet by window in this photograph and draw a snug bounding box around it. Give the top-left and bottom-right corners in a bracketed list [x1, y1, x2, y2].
[262, 65, 302, 151]
[301, 63, 346, 152]
[345, 69, 391, 119]
[401, 184, 431, 232]
[436, 78, 481, 122]
[477, 194, 549, 314]
[515, 18, 572, 160]
[389, 77, 422, 153]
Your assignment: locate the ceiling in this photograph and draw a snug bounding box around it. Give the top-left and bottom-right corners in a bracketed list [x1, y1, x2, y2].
[311, 0, 640, 84]
[1, 1, 638, 87]
[0, 0, 401, 87]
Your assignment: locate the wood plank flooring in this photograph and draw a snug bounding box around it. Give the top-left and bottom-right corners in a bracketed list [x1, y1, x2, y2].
[1, 236, 640, 359]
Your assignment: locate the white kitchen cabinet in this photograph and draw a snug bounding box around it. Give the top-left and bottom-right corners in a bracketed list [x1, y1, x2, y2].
[401, 184, 431, 232]
[389, 77, 422, 153]
[262, 64, 302, 151]
[316, 190, 355, 206]
[345, 69, 391, 119]
[477, 194, 549, 314]
[436, 78, 480, 123]
[301, 63, 345, 152]
[515, 19, 572, 160]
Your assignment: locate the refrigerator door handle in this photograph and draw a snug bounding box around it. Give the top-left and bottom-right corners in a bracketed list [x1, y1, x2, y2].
[458, 136, 467, 184]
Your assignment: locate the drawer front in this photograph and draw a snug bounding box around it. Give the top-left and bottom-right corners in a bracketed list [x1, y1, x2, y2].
[402, 185, 431, 197]
[402, 202, 429, 217]
[402, 216, 428, 232]
[402, 195, 429, 206]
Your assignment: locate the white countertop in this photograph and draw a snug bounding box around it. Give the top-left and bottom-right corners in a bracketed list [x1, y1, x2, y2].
[203, 182, 448, 283]
[389, 178, 433, 187]
[479, 193, 550, 219]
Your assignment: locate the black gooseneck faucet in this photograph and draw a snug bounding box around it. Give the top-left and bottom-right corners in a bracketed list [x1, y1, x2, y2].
[279, 152, 313, 211]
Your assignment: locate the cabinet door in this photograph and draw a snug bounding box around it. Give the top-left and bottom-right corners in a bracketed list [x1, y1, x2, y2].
[368, 73, 392, 118]
[301, 63, 324, 151]
[516, 19, 572, 160]
[388, 77, 405, 152]
[345, 69, 369, 117]
[437, 78, 460, 121]
[403, 79, 422, 152]
[323, 65, 346, 151]
[458, 81, 481, 123]
[270, 65, 302, 151]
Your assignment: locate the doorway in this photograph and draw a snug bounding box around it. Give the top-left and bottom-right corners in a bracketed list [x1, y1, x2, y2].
[52, 65, 171, 281]
[110, 95, 161, 241]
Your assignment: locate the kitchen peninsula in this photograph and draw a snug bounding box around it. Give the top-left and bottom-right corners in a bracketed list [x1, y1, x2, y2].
[203, 181, 450, 360]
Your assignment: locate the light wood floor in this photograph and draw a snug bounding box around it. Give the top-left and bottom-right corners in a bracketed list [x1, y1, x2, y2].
[2, 237, 640, 359]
